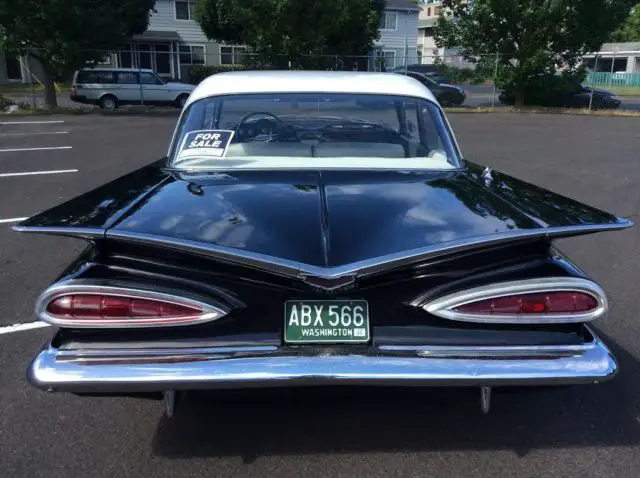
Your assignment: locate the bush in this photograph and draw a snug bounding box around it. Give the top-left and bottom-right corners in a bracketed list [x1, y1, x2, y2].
[188, 65, 251, 84]
[499, 71, 587, 106]
[435, 63, 489, 85]
[0, 94, 15, 110]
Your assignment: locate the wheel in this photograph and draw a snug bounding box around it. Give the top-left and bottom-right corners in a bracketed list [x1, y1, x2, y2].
[98, 95, 118, 110]
[176, 94, 189, 108]
[438, 93, 455, 107]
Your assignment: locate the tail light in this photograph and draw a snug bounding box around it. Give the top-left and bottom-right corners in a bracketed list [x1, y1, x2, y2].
[414, 278, 607, 324]
[71, 87, 77, 96]
[36, 283, 229, 328]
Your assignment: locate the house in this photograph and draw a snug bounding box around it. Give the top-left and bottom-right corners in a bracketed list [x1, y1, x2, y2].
[1, 0, 420, 84]
[90, 0, 242, 82]
[372, 0, 420, 70]
[417, 1, 471, 68]
[583, 43, 640, 74]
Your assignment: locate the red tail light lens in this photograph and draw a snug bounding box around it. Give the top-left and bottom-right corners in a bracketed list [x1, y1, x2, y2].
[46, 294, 202, 322]
[455, 291, 598, 315]
[419, 278, 607, 324]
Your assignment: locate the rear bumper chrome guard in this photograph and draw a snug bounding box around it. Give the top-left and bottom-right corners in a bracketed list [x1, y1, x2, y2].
[28, 328, 617, 393]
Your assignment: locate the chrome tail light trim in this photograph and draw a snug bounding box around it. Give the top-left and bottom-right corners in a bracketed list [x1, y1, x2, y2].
[35, 281, 230, 328]
[414, 277, 608, 324]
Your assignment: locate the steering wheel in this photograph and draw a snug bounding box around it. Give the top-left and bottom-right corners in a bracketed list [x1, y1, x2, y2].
[236, 112, 294, 142]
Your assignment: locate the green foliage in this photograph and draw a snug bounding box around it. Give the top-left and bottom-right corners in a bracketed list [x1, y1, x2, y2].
[500, 70, 588, 107]
[0, 0, 156, 106]
[0, 94, 15, 109]
[433, 62, 491, 84]
[194, 0, 386, 68]
[188, 65, 251, 84]
[435, 0, 635, 105]
[610, 4, 640, 42]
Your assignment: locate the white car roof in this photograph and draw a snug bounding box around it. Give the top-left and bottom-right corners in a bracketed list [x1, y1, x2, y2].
[185, 70, 438, 107]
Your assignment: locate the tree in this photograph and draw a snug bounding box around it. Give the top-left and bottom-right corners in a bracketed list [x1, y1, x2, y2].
[434, 0, 634, 106]
[0, 0, 156, 107]
[195, 0, 386, 69]
[611, 4, 640, 42]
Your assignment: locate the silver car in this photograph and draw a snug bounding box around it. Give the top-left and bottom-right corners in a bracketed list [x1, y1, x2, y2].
[70, 68, 195, 109]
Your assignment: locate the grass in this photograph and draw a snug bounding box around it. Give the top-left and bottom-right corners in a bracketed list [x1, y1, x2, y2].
[583, 85, 640, 97]
[444, 105, 640, 117]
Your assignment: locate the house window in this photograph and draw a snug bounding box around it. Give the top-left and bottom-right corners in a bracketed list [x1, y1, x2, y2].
[220, 46, 247, 65]
[175, 0, 197, 20]
[427, 7, 431, 16]
[380, 12, 398, 31]
[5, 54, 23, 81]
[179, 45, 205, 65]
[435, 6, 442, 16]
[383, 50, 396, 69]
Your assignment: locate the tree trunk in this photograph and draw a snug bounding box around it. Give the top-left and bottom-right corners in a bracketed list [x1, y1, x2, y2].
[514, 87, 525, 108]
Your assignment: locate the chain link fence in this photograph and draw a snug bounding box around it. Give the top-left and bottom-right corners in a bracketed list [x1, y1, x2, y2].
[3, 47, 636, 111]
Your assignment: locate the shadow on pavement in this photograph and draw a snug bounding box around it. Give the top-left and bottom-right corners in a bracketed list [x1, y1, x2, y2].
[151, 331, 640, 462]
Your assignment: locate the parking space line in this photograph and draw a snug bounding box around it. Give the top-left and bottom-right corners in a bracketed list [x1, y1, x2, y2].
[0, 146, 72, 153]
[0, 169, 78, 178]
[0, 131, 68, 137]
[0, 321, 50, 336]
[0, 217, 28, 224]
[0, 120, 64, 125]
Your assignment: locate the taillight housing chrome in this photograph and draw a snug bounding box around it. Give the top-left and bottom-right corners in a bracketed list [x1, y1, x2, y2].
[414, 278, 608, 324]
[35, 282, 229, 328]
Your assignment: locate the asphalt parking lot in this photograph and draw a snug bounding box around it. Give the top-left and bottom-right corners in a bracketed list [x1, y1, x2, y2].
[1, 113, 639, 477]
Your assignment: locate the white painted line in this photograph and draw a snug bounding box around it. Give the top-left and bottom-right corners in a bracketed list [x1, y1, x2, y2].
[0, 217, 28, 224]
[0, 321, 50, 335]
[0, 146, 72, 153]
[0, 131, 68, 137]
[0, 169, 78, 178]
[0, 120, 64, 125]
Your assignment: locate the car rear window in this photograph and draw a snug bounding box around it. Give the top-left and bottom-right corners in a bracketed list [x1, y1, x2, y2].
[169, 92, 462, 171]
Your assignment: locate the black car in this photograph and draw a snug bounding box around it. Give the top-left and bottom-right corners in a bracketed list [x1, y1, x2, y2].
[394, 70, 466, 106]
[17, 71, 631, 418]
[389, 64, 453, 84]
[499, 81, 621, 109]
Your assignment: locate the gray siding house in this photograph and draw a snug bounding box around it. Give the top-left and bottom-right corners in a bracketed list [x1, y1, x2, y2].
[1, 0, 419, 84]
[373, 0, 420, 70]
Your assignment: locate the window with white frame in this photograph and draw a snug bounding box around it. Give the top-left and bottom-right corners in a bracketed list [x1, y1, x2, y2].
[175, 0, 197, 20]
[380, 12, 398, 30]
[179, 45, 205, 65]
[220, 46, 247, 65]
[383, 50, 396, 69]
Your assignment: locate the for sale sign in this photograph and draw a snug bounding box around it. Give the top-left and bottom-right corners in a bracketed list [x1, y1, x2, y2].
[177, 130, 235, 159]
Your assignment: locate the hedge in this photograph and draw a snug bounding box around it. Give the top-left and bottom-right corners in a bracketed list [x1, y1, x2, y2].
[188, 65, 251, 84]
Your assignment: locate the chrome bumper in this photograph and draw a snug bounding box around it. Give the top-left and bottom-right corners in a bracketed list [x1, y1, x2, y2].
[28, 328, 617, 393]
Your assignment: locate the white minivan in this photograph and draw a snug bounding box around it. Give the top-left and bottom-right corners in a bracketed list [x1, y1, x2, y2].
[70, 68, 195, 109]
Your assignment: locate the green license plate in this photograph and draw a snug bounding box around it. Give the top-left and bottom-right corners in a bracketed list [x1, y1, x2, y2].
[284, 300, 370, 344]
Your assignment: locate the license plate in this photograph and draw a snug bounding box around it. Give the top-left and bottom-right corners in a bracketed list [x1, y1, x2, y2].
[284, 300, 370, 344]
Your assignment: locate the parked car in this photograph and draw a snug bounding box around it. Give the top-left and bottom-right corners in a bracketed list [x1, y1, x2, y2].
[70, 68, 195, 109]
[389, 64, 453, 84]
[17, 71, 631, 417]
[499, 79, 621, 109]
[393, 70, 466, 106]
